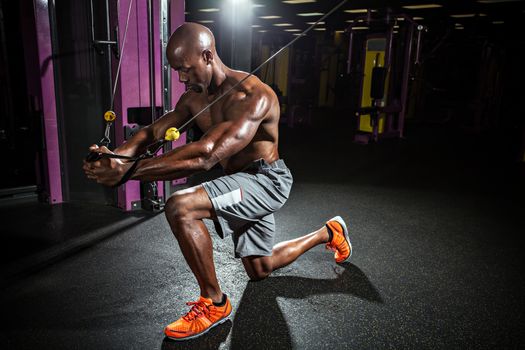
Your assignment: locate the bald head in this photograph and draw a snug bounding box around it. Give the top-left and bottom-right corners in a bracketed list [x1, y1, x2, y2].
[167, 22, 216, 63]
[166, 23, 220, 93]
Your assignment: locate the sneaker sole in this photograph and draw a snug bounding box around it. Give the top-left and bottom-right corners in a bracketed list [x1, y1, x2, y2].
[165, 312, 231, 342]
[328, 215, 352, 263]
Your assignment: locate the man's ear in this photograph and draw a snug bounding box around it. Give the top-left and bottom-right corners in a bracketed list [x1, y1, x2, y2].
[202, 49, 213, 65]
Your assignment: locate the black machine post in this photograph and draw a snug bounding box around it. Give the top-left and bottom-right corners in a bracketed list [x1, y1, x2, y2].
[141, 0, 163, 212]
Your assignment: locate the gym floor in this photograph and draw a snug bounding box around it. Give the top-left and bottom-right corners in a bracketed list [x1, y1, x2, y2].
[1, 118, 524, 349]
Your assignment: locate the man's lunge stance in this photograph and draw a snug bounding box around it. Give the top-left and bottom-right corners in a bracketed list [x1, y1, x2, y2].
[83, 23, 352, 341]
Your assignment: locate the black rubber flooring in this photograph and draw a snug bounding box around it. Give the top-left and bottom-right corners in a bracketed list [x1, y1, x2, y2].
[1, 121, 524, 349]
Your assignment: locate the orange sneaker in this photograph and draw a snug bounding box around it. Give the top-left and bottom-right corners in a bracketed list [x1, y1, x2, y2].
[325, 216, 352, 263]
[164, 295, 232, 341]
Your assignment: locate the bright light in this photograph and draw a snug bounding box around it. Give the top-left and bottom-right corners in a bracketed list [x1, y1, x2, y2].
[297, 12, 324, 16]
[260, 15, 282, 19]
[198, 20, 214, 23]
[402, 4, 443, 9]
[455, 26, 464, 30]
[393, 25, 399, 28]
[335, 30, 345, 33]
[273, 23, 293, 26]
[492, 20, 505, 24]
[352, 26, 370, 30]
[344, 9, 377, 13]
[345, 20, 354, 23]
[393, 30, 399, 34]
[450, 14, 476, 18]
[283, 0, 316, 3]
[313, 27, 326, 31]
[198, 8, 220, 12]
[284, 28, 302, 31]
[479, 13, 487, 17]
[252, 24, 262, 27]
[258, 30, 268, 32]
[253, 3, 265, 7]
[306, 21, 325, 24]
[413, 17, 424, 20]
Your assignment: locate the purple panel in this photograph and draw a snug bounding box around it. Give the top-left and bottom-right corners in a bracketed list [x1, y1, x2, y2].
[34, 0, 63, 204]
[113, 0, 186, 210]
[115, 0, 141, 211]
[170, 0, 186, 186]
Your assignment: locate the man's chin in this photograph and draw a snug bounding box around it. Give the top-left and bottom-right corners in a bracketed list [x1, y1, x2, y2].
[188, 85, 204, 93]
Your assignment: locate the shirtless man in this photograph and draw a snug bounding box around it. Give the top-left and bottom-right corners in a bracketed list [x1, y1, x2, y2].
[83, 23, 352, 341]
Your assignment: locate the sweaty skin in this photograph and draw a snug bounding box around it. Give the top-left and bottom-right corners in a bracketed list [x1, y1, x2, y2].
[83, 22, 280, 186]
[83, 23, 335, 308]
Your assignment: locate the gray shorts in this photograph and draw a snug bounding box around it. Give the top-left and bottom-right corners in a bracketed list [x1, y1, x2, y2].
[202, 159, 293, 258]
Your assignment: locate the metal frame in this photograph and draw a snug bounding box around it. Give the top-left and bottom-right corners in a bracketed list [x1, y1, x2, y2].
[347, 9, 425, 144]
[160, 0, 172, 199]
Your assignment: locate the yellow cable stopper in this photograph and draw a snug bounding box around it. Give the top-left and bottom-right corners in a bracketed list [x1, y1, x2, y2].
[165, 127, 180, 141]
[104, 110, 116, 122]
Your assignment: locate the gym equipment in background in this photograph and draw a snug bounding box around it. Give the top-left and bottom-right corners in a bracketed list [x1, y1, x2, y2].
[347, 10, 425, 144]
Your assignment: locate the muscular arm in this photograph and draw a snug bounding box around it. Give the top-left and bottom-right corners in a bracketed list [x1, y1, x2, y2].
[129, 91, 270, 182]
[112, 92, 192, 158]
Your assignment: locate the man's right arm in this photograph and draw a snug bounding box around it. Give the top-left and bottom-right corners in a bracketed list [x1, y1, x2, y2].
[113, 92, 192, 158]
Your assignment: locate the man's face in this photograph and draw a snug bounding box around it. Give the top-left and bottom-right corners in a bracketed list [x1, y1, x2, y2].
[169, 46, 210, 93]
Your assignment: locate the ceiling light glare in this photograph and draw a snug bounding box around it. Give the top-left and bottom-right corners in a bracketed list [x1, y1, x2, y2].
[344, 9, 377, 13]
[450, 14, 476, 18]
[283, 0, 316, 3]
[198, 8, 220, 12]
[198, 20, 214, 23]
[306, 21, 325, 24]
[402, 4, 443, 9]
[260, 15, 282, 19]
[352, 26, 370, 30]
[313, 27, 326, 31]
[273, 23, 293, 26]
[478, 0, 522, 3]
[297, 12, 324, 16]
[285, 29, 302, 32]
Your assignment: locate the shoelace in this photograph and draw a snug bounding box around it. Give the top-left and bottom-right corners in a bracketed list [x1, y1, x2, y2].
[183, 301, 211, 321]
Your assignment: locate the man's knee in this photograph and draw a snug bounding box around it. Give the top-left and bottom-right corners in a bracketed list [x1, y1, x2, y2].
[243, 256, 273, 281]
[246, 269, 271, 282]
[165, 190, 193, 222]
